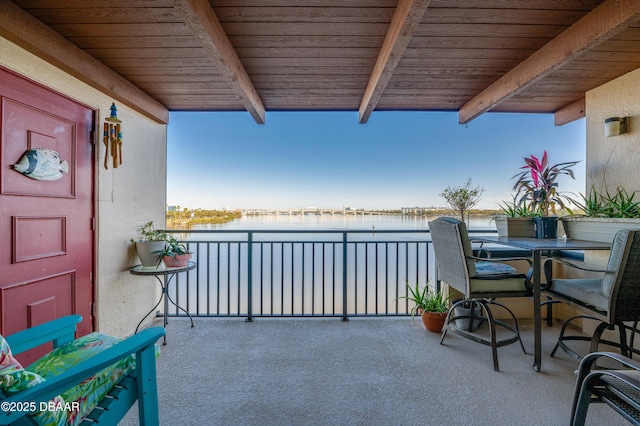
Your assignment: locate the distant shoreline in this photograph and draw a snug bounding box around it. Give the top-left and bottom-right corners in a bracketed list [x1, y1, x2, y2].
[166, 208, 501, 228]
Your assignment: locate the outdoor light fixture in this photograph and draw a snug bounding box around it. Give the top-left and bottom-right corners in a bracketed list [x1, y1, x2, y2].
[604, 116, 629, 137]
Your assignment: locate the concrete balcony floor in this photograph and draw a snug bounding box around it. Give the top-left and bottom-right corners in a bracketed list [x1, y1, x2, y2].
[122, 317, 627, 425]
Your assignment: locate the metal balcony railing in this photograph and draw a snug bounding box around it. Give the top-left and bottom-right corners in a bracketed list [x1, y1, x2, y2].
[162, 228, 497, 321]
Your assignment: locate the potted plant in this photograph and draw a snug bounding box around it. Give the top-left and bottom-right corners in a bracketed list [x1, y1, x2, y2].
[154, 236, 192, 267]
[451, 300, 482, 331]
[439, 178, 485, 224]
[131, 221, 167, 269]
[512, 151, 578, 238]
[493, 198, 538, 237]
[397, 282, 450, 332]
[562, 187, 640, 242]
[421, 288, 451, 333]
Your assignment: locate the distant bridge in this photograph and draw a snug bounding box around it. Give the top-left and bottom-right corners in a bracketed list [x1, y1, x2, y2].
[241, 208, 389, 216]
[400, 207, 447, 215]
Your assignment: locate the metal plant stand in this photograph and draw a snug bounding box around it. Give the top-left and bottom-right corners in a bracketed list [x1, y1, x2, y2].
[130, 261, 196, 344]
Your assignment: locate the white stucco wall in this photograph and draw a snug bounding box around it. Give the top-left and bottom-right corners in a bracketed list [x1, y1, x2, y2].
[586, 67, 640, 195]
[0, 38, 166, 337]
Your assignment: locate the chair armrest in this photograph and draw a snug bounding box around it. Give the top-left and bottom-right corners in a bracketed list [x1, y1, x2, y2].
[5, 315, 83, 355]
[578, 351, 640, 376]
[0, 327, 165, 424]
[544, 257, 613, 274]
[571, 351, 640, 424]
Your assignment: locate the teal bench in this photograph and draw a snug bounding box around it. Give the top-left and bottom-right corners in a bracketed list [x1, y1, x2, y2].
[0, 315, 164, 425]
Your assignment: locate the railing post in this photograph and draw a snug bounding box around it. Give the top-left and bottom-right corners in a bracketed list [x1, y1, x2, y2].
[342, 232, 349, 321]
[246, 232, 253, 322]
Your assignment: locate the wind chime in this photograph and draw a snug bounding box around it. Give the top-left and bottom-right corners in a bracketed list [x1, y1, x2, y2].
[103, 103, 123, 169]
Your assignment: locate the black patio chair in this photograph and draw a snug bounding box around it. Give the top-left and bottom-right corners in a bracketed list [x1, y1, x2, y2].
[429, 217, 533, 371]
[543, 229, 640, 359]
[571, 351, 640, 425]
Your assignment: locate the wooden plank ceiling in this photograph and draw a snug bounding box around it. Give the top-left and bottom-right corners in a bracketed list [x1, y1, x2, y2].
[4, 0, 640, 125]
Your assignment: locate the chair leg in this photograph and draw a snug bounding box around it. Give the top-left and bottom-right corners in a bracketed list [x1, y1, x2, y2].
[487, 299, 527, 354]
[630, 321, 639, 359]
[441, 298, 526, 371]
[542, 297, 562, 327]
[440, 299, 470, 345]
[478, 300, 500, 371]
[616, 320, 631, 358]
[589, 321, 612, 354]
[571, 383, 593, 426]
[439, 304, 456, 345]
[551, 315, 596, 359]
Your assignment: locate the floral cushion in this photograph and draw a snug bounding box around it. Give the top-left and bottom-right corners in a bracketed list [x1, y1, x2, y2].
[0, 334, 45, 394]
[26, 332, 136, 426]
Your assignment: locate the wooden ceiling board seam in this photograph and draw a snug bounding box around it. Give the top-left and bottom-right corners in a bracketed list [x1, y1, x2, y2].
[458, 0, 640, 124]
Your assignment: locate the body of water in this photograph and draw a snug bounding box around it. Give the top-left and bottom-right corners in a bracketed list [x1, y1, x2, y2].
[165, 214, 497, 318]
[183, 213, 496, 231]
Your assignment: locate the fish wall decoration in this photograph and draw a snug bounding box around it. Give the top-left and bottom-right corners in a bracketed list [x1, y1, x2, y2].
[12, 148, 69, 181]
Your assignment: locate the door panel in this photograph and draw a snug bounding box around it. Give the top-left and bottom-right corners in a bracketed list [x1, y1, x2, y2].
[1, 97, 76, 198]
[13, 215, 67, 262]
[0, 67, 94, 365]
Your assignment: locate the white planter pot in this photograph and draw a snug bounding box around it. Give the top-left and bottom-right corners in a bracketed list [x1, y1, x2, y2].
[561, 217, 640, 243]
[494, 216, 536, 238]
[135, 241, 166, 270]
[454, 305, 482, 331]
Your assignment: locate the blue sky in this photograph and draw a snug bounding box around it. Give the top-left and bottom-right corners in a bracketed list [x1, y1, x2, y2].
[166, 111, 586, 211]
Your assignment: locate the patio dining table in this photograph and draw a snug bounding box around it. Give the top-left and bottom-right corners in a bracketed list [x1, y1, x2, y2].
[472, 236, 611, 372]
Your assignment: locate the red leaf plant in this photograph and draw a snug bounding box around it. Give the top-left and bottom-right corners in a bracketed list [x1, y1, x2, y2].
[512, 151, 579, 217]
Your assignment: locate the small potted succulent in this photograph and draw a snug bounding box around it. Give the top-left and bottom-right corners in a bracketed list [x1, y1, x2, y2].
[154, 236, 192, 268]
[130, 221, 167, 269]
[512, 151, 578, 238]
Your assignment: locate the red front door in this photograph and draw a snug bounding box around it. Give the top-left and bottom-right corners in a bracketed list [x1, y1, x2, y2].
[0, 67, 94, 363]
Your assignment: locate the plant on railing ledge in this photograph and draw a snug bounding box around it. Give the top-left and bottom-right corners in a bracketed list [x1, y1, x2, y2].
[512, 151, 578, 217]
[498, 198, 540, 218]
[440, 177, 485, 223]
[571, 186, 640, 218]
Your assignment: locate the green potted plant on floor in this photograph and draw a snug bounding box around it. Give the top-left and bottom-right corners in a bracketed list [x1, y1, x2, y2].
[421, 288, 451, 333]
[131, 221, 167, 269]
[397, 282, 450, 333]
[512, 151, 578, 238]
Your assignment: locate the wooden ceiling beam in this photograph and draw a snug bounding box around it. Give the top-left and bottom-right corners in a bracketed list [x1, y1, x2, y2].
[554, 98, 586, 126]
[0, 1, 168, 124]
[458, 0, 640, 124]
[358, 0, 431, 124]
[173, 0, 265, 124]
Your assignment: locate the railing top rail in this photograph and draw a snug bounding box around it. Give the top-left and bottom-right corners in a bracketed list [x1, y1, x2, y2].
[165, 228, 497, 234]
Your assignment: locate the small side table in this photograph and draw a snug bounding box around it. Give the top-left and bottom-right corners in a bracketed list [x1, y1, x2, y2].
[130, 261, 196, 344]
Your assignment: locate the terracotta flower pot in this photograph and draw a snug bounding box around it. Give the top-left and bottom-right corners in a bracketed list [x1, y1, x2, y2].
[162, 253, 192, 268]
[421, 311, 447, 333]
